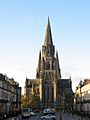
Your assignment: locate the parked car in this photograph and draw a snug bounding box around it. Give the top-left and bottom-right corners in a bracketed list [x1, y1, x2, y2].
[7, 117, 19, 120]
[43, 108, 50, 114]
[40, 114, 56, 120]
[49, 109, 55, 115]
[22, 108, 31, 118]
[30, 111, 36, 116]
[43, 108, 55, 115]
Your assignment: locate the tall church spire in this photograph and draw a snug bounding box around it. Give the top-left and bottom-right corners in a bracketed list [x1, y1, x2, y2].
[44, 17, 53, 46]
[56, 51, 60, 69]
[37, 50, 41, 71]
[56, 51, 61, 79]
[36, 50, 41, 78]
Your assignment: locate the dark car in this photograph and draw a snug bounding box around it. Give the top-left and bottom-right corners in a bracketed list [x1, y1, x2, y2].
[7, 117, 19, 120]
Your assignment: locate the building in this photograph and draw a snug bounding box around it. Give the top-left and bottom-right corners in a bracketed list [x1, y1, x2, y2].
[74, 79, 90, 116]
[0, 73, 21, 117]
[24, 18, 73, 111]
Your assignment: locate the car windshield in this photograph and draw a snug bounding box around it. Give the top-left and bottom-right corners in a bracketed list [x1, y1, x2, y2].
[23, 108, 29, 112]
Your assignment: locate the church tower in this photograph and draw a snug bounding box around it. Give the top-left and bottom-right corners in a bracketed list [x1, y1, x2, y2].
[24, 18, 73, 111]
[36, 18, 61, 108]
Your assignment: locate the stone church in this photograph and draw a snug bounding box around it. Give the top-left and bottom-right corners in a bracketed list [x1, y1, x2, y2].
[24, 18, 73, 111]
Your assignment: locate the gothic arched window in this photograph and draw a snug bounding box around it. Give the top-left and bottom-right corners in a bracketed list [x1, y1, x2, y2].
[46, 61, 50, 70]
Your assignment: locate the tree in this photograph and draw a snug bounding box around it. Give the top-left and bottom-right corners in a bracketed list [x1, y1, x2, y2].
[28, 92, 40, 109]
[21, 96, 28, 108]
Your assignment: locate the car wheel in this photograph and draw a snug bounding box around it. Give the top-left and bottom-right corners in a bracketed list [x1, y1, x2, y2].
[52, 118, 56, 120]
[42, 118, 46, 120]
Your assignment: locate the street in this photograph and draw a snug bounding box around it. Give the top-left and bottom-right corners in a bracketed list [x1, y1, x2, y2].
[22, 112, 41, 120]
[21, 112, 90, 120]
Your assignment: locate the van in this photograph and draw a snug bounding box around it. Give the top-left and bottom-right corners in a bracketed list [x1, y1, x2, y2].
[22, 108, 31, 118]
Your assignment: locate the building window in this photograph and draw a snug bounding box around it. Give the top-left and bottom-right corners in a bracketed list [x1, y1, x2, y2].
[46, 61, 50, 70]
[37, 88, 39, 94]
[88, 90, 90, 94]
[0, 81, 2, 87]
[28, 81, 30, 85]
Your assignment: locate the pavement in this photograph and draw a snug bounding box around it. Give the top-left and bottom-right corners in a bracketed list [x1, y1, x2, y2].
[73, 114, 90, 120]
[61, 113, 90, 120]
[17, 114, 22, 120]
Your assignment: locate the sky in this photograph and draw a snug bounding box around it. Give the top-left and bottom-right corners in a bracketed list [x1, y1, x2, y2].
[0, 0, 90, 94]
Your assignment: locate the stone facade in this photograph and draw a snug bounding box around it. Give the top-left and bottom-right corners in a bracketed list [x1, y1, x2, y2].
[74, 79, 90, 115]
[24, 18, 73, 111]
[0, 73, 21, 116]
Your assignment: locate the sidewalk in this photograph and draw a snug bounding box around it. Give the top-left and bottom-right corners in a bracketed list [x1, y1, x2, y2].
[60, 112, 90, 120]
[73, 114, 89, 120]
[17, 114, 22, 120]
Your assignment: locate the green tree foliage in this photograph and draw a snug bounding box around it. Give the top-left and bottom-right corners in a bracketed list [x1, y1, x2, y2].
[29, 92, 40, 109]
[21, 92, 40, 109]
[21, 96, 28, 108]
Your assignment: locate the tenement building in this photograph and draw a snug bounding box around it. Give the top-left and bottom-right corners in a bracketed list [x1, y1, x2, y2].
[24, 18, 73, 111]
[0, 73, 21, 117]
[74, 79, 90, 116]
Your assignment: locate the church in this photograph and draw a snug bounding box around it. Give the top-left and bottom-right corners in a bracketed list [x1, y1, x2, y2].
[24, 18, 73, 111]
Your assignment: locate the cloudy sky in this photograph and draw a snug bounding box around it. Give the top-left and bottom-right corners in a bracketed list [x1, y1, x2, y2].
[0, 0, 90, 94]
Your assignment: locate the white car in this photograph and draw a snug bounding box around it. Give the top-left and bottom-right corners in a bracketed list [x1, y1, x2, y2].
[43, 108, 55, 115]
[22, 108, 31, 118]
[40, 114, 56, 120]
[30, 111, 36, 116]
[43, 108, 50, 114]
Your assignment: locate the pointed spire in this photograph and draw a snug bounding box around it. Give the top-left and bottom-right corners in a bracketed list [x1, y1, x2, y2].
[36, 50, 41, 78]
[47, 17, 50, 28]
[56, 51, 61, 79]
[44, 17, 53, 46]
[38, 50, 41, 67]
[56, 51, 60, 69]
[37, 50, 41, 71]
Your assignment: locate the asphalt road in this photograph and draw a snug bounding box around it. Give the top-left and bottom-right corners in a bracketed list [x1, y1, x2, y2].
[22, 112, 42, 120]
[22, 112, 72, 120]
[20, 112, 90, 120]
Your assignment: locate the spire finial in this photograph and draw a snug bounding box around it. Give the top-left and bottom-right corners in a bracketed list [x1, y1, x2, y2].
[48, 16, 50, 27]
